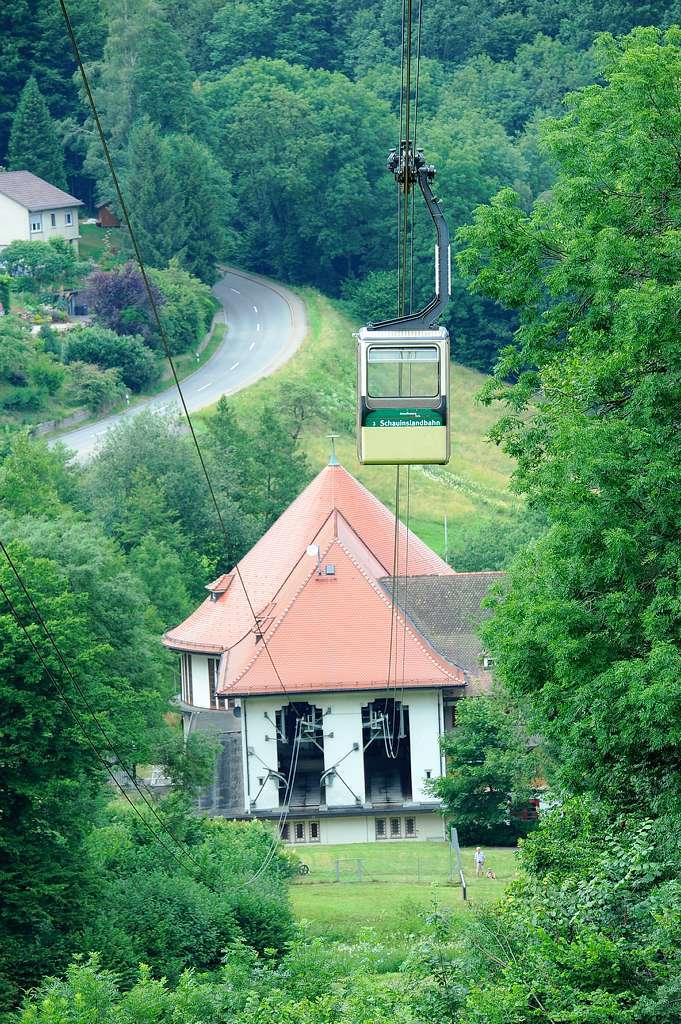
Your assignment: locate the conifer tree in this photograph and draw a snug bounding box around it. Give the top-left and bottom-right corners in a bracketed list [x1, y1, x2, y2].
[8, 76, 67, 189]
[167, 135, 235, 283]
[122, 118, 186, 268]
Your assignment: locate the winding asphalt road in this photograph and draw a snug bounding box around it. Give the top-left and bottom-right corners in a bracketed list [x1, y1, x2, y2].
[53, 267, 307, 461]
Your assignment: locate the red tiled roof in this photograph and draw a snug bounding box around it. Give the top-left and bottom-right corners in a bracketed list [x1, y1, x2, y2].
[163, 463, 461, 694]
[222, 540, 462, 696]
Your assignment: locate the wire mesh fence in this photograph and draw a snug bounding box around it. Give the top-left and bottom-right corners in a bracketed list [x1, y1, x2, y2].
[292, 847, 463, 885]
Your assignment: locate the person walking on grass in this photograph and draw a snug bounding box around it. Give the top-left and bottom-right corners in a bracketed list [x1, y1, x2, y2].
[474, 846, 485, 878]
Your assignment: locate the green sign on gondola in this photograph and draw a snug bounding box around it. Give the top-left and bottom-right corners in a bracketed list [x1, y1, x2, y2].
[365, 408, 443, 428]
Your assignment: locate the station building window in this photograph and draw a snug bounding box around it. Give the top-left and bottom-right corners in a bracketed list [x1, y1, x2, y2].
[405, 816, 416, 837]
[208, 656, 227, 708]
[375, 817, 387, 839]
[390, 816, 402, 838]
[180, 653, 193, 704]
[285, 821, 320, 843]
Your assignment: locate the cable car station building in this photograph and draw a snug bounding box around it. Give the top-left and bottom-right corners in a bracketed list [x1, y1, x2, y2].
[163, 460, 500, 845]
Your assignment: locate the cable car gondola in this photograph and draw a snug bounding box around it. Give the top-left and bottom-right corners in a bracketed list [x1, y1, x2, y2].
[357, 147, 451, 466]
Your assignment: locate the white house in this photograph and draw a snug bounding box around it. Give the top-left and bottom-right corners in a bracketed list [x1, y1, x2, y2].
[0, 171, 83, 252]
[164, 460, 501, 845]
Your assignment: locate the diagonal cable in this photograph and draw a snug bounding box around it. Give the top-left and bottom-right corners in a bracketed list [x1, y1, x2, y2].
[0, 539, 205, 869]
[0, 581, 204, 878]
[58, 0, 295, 711]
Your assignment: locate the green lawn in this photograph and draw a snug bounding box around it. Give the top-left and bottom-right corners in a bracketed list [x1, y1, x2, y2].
[289, 841, 517, 939]
[78, 222, 125, 262]
[201, 289, 519, 557]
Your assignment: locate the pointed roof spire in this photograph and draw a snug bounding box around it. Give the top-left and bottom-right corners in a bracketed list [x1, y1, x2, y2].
[327, 433, 339, 466]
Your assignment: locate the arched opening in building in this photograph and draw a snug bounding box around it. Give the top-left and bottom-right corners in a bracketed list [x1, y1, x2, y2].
[276, 701, 325, 809]
[362, 697, 412, 805]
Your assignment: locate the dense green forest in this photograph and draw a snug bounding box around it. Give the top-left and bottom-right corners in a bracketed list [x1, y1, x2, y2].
[2, 3, 681, 1023]
[4, 0, 681, 369]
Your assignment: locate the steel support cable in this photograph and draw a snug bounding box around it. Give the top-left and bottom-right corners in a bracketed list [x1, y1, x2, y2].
[58, 0, 299, 722]
[245, 718, 303, 886]
[0, 583, 204, 880]
[0, 539, 207, 870]
[396, 0, 407, 310]
[401, 0, 414, 318]
[409, 0, 424, 312]
[239, 718, 307, 883]
[393, 0, 423, 756]
[384, 466, 401, 758]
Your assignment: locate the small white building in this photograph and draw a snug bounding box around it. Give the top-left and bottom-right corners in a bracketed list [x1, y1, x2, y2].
[164, 460, 501, 845]
[0, 171, 83, 252]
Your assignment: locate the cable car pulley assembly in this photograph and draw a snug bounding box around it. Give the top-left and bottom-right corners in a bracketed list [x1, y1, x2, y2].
[356, 24, 452, 467]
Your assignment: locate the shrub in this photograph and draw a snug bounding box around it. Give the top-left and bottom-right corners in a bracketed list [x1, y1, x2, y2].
[81, 869, 240, 984]
[85, 263, 162, 347]
[2, 385, 45, 412]
[66, 362, 125, 413]
[66, 325, 159, 392]
[0, 316, 32, 383]
[149, 261, 217, 355]
[28, 353, 65, 395]
[0, 238, 79, 292]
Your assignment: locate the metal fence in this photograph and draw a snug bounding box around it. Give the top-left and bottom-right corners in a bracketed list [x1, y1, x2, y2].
[293, 853, 464, 885]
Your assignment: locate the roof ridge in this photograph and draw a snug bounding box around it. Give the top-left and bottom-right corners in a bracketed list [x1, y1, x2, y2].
[336, 466, 452, 575]
[334, 538, 462, 683]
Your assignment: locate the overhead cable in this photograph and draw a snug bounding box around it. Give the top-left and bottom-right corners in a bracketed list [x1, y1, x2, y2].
[58, 0, 295, 714]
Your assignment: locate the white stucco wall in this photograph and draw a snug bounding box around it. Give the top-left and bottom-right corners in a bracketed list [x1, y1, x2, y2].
[0, 198, 80, 251]
[407, 689, 444, 801]
[0, 196, 30, 248]
[240, 688, 446, 819]
[320, 692, 365, 807]
[243, 697, 284, 811]
[290, 811, 445, 846]
[38, 207, 80, 246]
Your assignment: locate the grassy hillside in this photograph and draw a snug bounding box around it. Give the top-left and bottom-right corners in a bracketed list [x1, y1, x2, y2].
[204, 289, 519, 558]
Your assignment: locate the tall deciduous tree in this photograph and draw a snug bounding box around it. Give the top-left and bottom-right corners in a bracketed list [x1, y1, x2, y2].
[0, 541, 150, 1007]
[8, 77, 67, 188]
[85, 262, 162, 347]
[459, 26, 681, 815]
[432, 694, 539, 844]
[83, 0, 205, 197]
[201, 59, 394, 292]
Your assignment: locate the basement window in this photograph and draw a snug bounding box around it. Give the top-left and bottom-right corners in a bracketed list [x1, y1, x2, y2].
[375, 817, 387, 839]
[390, 817, 402, 838]
[405, 816, 416, 837]
[308, 821, 320, 842]
[483, 655, 495, 669]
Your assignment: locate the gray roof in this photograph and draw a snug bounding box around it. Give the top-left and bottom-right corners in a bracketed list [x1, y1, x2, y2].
[0, 171, 83, 211]
[379, 572, 505, 676]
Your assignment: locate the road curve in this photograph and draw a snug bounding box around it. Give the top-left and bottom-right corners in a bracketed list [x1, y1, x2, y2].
[52, 267, 307, 461]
